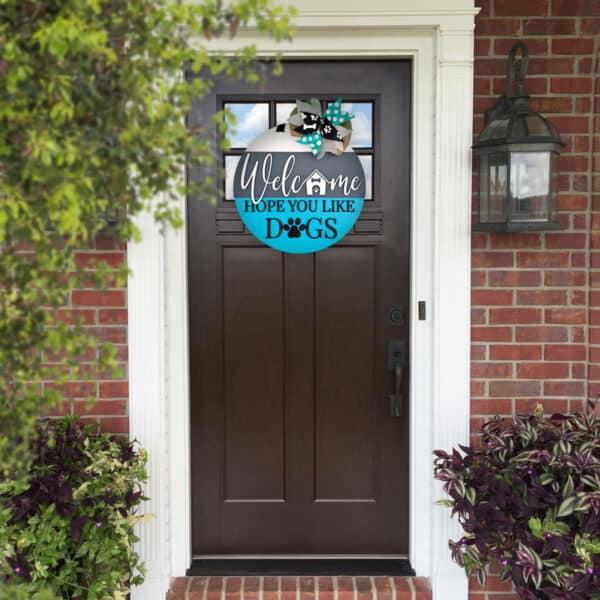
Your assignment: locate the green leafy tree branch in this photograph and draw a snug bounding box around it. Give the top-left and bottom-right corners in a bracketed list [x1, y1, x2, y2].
[0, 0, 295, 480]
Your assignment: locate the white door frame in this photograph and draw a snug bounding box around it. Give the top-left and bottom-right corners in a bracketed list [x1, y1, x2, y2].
[129, 4, 477, 600]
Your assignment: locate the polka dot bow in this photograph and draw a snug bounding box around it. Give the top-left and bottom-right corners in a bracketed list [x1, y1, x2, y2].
[288, 97, 354, 159]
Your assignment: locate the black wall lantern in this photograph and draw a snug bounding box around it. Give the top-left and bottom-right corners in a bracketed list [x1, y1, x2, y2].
[473, 41, 564, 232]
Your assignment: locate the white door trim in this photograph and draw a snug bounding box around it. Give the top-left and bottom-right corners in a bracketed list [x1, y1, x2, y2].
[129, 5, 476, 600]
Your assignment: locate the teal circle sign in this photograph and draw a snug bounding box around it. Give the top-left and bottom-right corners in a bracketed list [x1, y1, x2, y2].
[233, 126, 365, 254]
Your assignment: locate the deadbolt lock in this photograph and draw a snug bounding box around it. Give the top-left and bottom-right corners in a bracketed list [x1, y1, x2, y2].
[387, 304, 405, 327]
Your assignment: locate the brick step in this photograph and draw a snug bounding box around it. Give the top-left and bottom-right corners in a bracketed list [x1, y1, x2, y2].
[168, 576, 431, 600]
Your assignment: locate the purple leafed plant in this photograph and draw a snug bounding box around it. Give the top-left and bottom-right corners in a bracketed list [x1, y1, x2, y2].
[434, 406, 600, 600]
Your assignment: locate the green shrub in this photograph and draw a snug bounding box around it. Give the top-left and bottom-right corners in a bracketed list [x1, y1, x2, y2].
[0, 417, 148, 599]
[0, 0, 293, 485]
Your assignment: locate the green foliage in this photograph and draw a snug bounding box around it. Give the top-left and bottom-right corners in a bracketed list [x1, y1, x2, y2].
[0, 0, 294, 480]
[0, 587, 59, 600]
[528, 514, 570, 541]
[0, 418, 148, 599]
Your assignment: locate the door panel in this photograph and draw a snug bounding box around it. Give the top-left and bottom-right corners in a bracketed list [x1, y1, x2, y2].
[222, 247, 285, 501]
[314, 247, 376, 502]
[188, 61, 411, 556]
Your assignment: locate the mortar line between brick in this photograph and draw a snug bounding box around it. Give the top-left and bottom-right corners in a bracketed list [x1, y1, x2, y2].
[259, 576, 264, 600]
[370, 577, 376, 600]
[185, 575, 192, 600]
[389, 577, 395, 600]
[222, 577, 227, 600]
[241, 576, 246, 600]
[333, 574, 339, 600]
[352, 577, 357, 600]
[203, 578, 210, 600]
[315, 575, 319, 600]
[296, 576, 300, 600]
[278, 576, 281, 600]
[406, 578, 415, 600]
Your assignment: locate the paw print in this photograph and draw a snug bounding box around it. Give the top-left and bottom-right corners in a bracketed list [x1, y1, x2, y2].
[283, 218, 306, 239]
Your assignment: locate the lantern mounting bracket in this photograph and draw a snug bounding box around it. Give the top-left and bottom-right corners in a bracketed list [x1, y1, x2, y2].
[484, 41, 529, 126]
[506, 40, 528, 100]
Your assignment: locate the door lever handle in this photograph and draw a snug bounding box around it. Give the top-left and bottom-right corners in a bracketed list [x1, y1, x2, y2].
[389, 361, 404, 417]
[387, 339, 405, 417]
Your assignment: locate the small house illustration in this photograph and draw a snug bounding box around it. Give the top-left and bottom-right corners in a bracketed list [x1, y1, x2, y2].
[306, 169, 328, 196]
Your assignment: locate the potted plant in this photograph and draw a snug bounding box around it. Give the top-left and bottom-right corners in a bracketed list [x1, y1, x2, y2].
[434, 404, 600, 600]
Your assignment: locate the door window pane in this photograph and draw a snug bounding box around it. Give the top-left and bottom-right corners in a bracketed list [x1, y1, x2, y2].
[224, 103, 269, 148]
[224, 155, 240, 200]
[358, 155, 373, 200]
[276, 102, 297, 125]
[341, 102, 373, 148]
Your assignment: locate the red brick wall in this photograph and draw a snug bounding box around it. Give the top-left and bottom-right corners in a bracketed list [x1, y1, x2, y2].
[47, 233, 129, 435]
[471, 0, 599, 598]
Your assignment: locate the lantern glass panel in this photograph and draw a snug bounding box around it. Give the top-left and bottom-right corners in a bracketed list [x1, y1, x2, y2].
[509, 151, 551, 222]
[479, 118, 510, 143]
[480, 153, 508, 223]
[525, 115, 549, 136]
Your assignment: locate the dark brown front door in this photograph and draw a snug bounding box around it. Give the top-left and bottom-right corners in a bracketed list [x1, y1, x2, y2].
[188, 61, 411, 556]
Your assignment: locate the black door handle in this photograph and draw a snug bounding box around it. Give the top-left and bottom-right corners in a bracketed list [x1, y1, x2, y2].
[387, 340, 405, 417]
[389, 361, 403, 417]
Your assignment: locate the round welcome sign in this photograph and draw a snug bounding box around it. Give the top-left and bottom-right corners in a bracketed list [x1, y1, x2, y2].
[233, 98, 365, 254]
